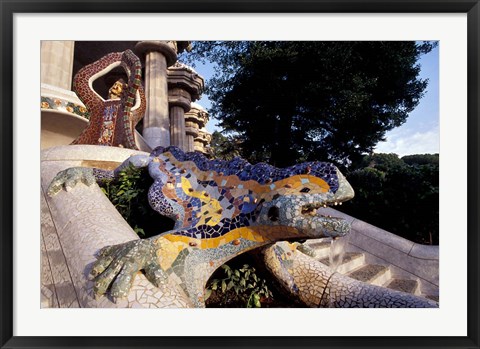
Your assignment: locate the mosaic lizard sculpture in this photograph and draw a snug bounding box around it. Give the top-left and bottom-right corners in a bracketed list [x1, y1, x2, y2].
[71, 50, 146, 149]
[48, 146, 354, 307]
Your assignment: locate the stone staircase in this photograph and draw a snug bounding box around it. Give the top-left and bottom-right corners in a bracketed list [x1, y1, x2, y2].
[303, 238, 438, 302]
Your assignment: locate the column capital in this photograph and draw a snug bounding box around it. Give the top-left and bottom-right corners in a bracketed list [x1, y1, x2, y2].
[168, 88, 192, 112]
[185, 102, 209, 128]
[194, 129, 212, 154]
[195, 128, 212, 145]
[134, 41, 178, 67]
[167, 62, 204, 101]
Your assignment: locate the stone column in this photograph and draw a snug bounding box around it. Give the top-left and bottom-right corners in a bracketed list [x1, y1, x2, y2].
[41, 41, 75, 90]
[167, 62, 204, 150]
[169, 91, 189, 150]
[184, 103, 209, 153]
[194, 128, 212, 154]
[184, 121, 199, 153]
[134, 41, 178, 149]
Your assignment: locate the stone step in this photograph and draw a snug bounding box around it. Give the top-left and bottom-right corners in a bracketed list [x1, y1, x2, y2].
[319, 252, 365, 274]
[304, 239, 424, 296]
[384, 278, 419, 295]
[347, 264, 391, 286]
[304, 239, 332, 258]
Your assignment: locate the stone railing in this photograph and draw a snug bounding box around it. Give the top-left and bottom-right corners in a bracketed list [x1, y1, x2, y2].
[313, 207, 439, 296]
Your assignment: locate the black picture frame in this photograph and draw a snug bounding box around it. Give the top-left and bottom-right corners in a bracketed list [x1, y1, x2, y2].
[1, 1, 479, 348]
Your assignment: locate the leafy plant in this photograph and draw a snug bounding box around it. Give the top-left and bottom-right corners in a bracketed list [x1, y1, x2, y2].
[205, 264, 273, 308]
[101, 165, 145, 225]
[99, 164, 174, 238]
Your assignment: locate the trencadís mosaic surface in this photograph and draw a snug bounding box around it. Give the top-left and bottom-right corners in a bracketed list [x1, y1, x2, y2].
[263, 241, 438, 308]
[48, 146, 354, 307]
[71, 50, 146, 149]
[41, 96, 90, 119]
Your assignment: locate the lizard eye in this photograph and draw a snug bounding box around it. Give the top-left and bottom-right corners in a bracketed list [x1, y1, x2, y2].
[300, 187, 310, 193]
[267, 206, 279, 222]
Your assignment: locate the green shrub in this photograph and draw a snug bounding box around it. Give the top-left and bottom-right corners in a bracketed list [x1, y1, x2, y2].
[339, 153, 439, 245]
[205, 264, 273, 308]
[99, 164, 174, 238]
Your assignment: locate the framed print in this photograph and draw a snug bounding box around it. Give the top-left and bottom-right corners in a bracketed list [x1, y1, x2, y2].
[1, 1, 479, 348]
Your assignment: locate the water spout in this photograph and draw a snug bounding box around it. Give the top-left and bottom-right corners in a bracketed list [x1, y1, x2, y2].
[328, 235, 350, 273]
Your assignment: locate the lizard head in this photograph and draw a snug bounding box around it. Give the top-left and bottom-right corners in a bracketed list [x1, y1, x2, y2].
[254, 163, 354, 239]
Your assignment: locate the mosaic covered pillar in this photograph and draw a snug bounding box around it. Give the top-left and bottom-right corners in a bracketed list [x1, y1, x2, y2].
[41, 41, 75, 90]
[134, 41, 178, 148]
[194, 128, 212, 154]
[184, 103, 209, 153]
[167, 62, 204, 150]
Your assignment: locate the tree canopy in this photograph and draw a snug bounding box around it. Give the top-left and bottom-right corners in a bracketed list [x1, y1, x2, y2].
[338, 153, 439, 245]
[181, 41, 436, 167]
[207, 131, 242, 161]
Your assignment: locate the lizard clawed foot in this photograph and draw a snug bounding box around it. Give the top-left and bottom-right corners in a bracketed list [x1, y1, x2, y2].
[90, 239, 167, 300]
[47, 167, 96, 196]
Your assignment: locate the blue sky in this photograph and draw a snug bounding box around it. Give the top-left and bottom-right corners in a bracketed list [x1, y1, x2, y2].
[374, 45, 439, 156]
[193, 44, 439, 157]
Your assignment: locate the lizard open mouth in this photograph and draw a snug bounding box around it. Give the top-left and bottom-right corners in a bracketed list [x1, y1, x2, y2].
[300, 201, 343, 216]
[267, 202, 345, 222]
[259, 194, 352, 238]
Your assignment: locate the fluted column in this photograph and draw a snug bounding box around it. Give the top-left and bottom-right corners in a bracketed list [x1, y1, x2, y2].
[169, 88, 190, 149]
[167, 63, 204, 150]
[41, 41, 75, 90]
[135, 41, 178, 148]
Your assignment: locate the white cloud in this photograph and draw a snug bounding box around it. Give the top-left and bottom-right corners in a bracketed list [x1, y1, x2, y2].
[374, 125, 439, 156]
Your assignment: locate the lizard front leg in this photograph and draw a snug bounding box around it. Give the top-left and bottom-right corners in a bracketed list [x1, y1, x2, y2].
[47, 154, 153, 196]
[90, 237, 167, 300]
[47, 167, 97, 196]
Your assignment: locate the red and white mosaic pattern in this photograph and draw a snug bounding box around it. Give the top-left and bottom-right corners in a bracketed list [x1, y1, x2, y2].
[72, 50, 146, 149]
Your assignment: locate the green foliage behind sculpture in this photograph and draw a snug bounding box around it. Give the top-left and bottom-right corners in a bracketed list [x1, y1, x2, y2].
[207, 131, 242, 160]
[100, 165, 174, 238]
[339, 153, 439, 245]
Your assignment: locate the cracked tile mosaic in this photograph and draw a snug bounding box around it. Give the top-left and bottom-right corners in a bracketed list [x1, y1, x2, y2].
[48, 145, 355, 307]
[71, 50, 146, 149]
[41, 96, 90, 119]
